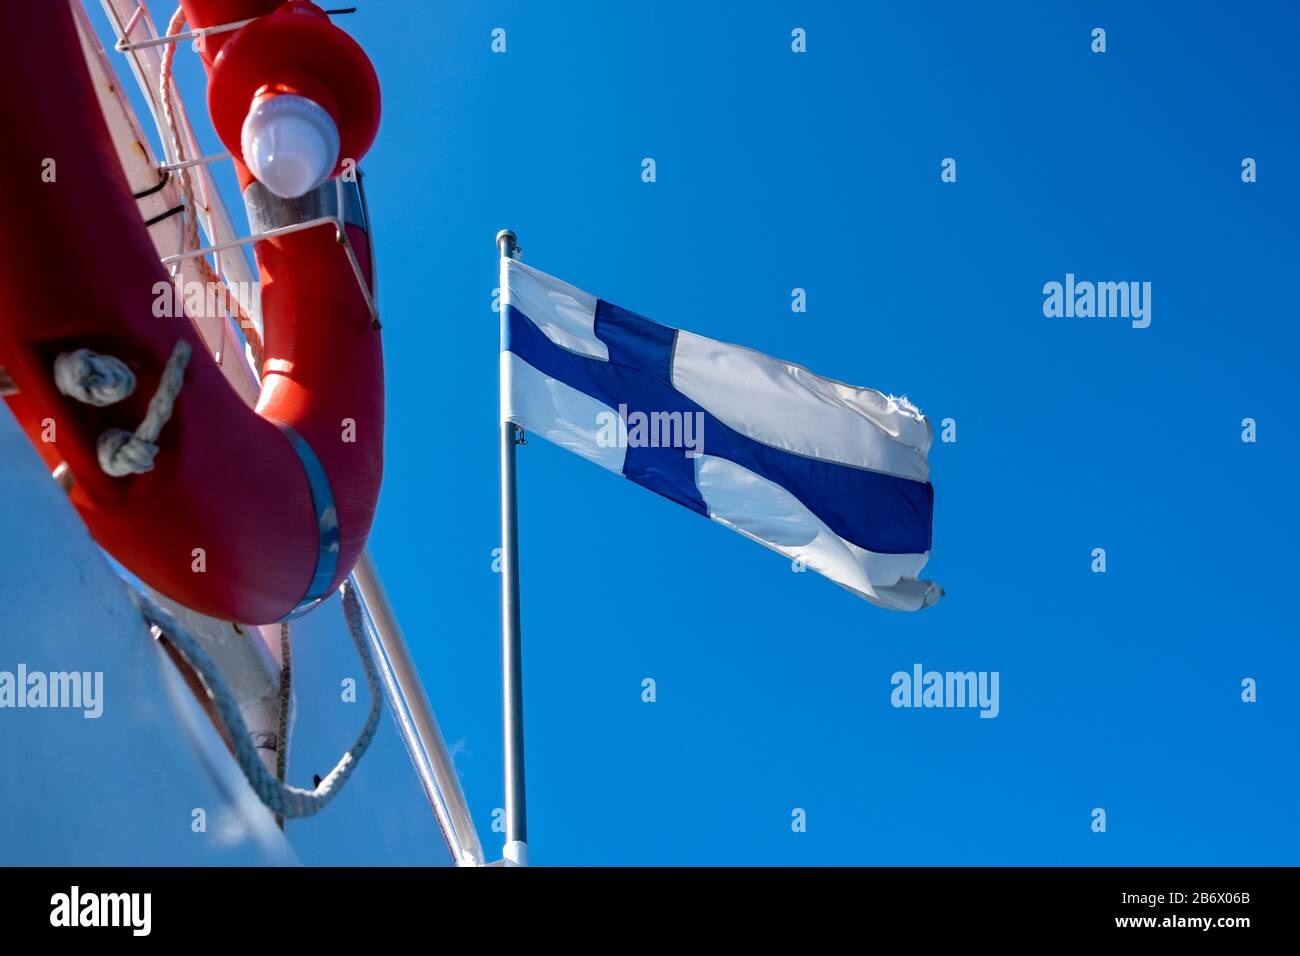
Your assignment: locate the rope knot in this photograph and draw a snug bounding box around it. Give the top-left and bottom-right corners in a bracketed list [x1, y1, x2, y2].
[52, 348, 137, 406]
[97, 430, 160, 477]
[94, 339, 192, 478]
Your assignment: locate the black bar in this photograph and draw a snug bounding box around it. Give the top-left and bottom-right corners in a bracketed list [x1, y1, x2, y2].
[0, 867, 1289, 940]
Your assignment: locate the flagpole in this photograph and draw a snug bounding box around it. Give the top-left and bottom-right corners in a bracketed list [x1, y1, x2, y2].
[496, 228, 528, 866]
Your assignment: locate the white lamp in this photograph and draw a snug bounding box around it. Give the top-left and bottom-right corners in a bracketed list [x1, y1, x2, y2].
[240, 93, 340, 200]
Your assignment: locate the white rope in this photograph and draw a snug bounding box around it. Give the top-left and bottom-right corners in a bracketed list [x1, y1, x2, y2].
[274, 621, 292, 829]
[53, 349, 137, 406]
[155, 5, 265, 367]
[128, 582, 382, 819]
[159, 6, 201, 260]
[97, 340, 191, 477]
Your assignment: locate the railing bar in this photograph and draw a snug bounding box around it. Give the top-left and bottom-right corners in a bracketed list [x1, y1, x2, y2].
[159, 151, 231, 173]
[114, 16, 256, 53]
[121, 4, 144, 38]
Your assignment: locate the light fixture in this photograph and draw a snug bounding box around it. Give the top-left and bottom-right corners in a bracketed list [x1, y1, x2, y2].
[240, 93, 340, 200]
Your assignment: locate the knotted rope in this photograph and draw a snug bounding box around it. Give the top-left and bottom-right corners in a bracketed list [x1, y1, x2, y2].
[96, 340, 191, 477]
[52, 349, 137, 406]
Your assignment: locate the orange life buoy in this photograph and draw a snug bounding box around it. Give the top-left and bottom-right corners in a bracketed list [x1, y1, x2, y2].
[0, 1, 384, 623]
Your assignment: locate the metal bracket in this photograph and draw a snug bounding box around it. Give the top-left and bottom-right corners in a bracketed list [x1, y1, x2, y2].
[160, 177, 381, 330]
[161, 217, 379, 329]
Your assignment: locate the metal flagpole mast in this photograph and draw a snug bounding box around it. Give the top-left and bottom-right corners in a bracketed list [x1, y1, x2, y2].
[496, 228, 528, 866]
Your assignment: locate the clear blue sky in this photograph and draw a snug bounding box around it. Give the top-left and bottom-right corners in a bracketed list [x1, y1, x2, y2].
[104, 1, 1299, 864]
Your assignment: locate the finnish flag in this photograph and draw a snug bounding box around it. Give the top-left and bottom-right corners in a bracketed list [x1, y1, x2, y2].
[500, 258, 942, 611]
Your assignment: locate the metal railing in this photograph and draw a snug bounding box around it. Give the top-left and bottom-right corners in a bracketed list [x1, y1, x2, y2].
[159, 174, 382, 329]
[352, 554, 486, 867]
